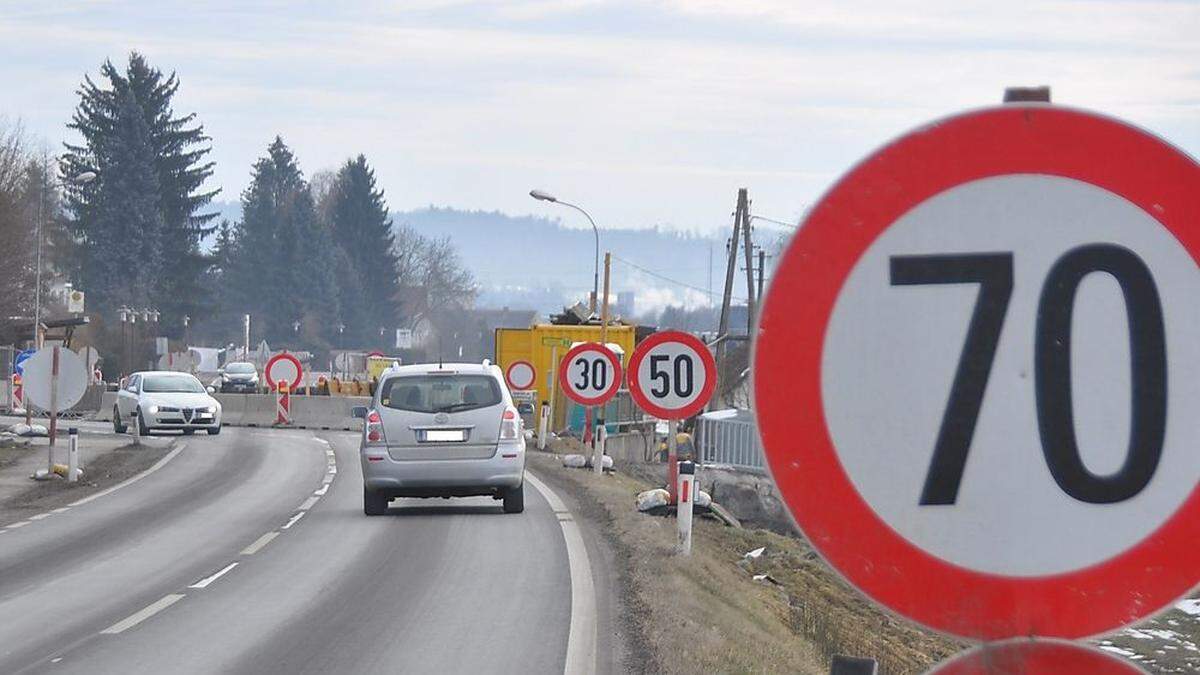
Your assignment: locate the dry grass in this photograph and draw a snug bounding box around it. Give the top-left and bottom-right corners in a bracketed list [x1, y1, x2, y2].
[531, 441, 962, 674]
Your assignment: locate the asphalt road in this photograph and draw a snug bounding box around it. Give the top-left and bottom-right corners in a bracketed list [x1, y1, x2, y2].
[0, 427, 593, 674]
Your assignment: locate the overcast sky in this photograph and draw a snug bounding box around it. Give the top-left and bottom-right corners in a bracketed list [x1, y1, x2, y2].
[2, 1, 1197, 235]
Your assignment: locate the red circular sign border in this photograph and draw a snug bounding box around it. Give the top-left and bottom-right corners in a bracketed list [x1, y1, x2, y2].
[264, 352, 304, 391]
[930, 639, 1143, 675]
[754, 105, 1200, 640]
[628, 331, 717, 419]
[505, 360, 537, 391]
[557, 342, 623, 406]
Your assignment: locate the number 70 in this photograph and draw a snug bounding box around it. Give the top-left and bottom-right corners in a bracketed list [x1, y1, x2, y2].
[890, 244, 1166, 506]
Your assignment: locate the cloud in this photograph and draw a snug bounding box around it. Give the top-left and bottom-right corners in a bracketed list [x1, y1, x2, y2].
[1, 0, 1197, 234]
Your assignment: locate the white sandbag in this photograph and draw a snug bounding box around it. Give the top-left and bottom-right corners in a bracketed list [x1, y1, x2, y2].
[562, 454, 587, 468]
[636, 488, 670, 512]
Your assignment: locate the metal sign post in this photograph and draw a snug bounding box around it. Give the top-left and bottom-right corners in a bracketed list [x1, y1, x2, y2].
[627, 330, 718, 504]
[558, 342, 623, 472]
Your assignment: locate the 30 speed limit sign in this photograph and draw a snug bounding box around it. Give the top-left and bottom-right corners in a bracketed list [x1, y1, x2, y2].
[755, 105, 1200, 641]
[558, 342, 622, 406]
[628, 331, 716, 419]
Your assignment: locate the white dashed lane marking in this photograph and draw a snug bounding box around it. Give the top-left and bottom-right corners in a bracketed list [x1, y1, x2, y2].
[188, 562, 239, 589]
[100, 594, 186, 635]
[240, 532, 279, 556]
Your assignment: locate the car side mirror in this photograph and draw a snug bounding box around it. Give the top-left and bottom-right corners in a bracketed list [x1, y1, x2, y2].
[351, 406, 367, 419]
[207, 386, 216, 394]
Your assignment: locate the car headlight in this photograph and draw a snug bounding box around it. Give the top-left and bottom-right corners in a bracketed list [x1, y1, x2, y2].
[148, 405, 159, 414]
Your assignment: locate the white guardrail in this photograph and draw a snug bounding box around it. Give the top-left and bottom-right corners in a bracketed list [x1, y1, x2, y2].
[696, 409, 767, 473]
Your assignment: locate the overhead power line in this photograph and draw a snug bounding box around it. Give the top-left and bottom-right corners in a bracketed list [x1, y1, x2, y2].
[611, 255, 748, 303]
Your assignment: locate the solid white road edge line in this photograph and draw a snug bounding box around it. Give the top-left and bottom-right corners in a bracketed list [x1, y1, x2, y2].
[69, 441, 187, 507]
[526, 472, 597, 675]
[240, 531, 279, 556]
[298, 496, 320, 511]
[188, 562, 239, 589]
[100, 594, 186, 635]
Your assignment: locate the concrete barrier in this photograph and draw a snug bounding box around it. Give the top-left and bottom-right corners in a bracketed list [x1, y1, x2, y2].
[94, 392, 119, 421]
[216, 393, 248, 426]
[288, 394, 370, 431]
[90, 392, 366, 431]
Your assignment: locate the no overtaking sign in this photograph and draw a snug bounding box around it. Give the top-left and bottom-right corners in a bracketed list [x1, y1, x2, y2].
[754, 105, 1200, 641]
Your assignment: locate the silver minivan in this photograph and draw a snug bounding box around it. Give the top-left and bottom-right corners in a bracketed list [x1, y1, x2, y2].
[356, 362, 526, 515]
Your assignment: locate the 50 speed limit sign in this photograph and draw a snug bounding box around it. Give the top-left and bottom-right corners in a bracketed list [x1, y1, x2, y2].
[754, 105, 1200, 641]
[628, 331, 716, 419]
[558, 342, 622, 406]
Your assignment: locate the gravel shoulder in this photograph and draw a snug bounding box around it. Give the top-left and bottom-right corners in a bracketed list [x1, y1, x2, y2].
[0, 424, 174, 527]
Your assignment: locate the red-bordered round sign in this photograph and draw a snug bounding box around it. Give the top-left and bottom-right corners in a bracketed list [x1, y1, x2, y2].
[557, 342, 622, 406]
[754, 105, 1200, 641]
[628, 331, 717, 419]
[930, 639, 1143, 675]
[264, 352, 303, 392]
[505, 360, 536, 391]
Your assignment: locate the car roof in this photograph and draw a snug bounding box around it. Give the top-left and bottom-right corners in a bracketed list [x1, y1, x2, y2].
[131, 371, 200, 377]
[381, 362, 499, 378]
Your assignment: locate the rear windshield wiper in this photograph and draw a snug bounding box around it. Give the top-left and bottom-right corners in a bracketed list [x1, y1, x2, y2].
[435, 403, 481, 413]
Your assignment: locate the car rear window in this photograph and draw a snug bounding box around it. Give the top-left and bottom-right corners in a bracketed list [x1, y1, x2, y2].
[380, 375, 502, 413]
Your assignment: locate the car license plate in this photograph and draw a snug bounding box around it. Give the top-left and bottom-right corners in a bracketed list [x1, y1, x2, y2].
[423, 429, 466, 442]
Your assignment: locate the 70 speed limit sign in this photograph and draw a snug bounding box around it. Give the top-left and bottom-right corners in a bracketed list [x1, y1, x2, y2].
[755, 105, 1200, 642]
[628, 331, 716, 419]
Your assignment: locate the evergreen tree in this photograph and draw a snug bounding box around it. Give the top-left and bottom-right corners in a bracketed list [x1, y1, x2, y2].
[66, 85, 166, 306]
[227, 137, 340, 346]
[61, 52, 217, 328]
[327, 155, 401, 345]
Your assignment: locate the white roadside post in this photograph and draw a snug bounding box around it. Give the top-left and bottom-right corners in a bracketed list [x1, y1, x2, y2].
[67, 427, 79, 482]
[538, 401, 551, 451]
[130, 409, 141, 446]
[593, 424, 605, 475]
[677, 460, 695, 555]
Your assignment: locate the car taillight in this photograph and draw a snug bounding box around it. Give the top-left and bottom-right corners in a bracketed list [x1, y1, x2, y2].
[500, 407, 520, 441]
[366, 410, 386, 444]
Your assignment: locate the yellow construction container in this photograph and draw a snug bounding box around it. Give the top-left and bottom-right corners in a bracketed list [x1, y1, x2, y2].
[495, 323, 637, 429]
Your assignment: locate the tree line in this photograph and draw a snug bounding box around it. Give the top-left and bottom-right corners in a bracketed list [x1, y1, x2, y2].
[2, 52, 475, 367]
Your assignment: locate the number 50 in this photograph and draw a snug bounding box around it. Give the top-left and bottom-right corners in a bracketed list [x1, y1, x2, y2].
[891, 244, 1166, 506]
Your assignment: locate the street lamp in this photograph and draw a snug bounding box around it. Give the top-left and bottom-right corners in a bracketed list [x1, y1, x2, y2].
[32, 169, 96, 348]
[530, 189, 600, 314]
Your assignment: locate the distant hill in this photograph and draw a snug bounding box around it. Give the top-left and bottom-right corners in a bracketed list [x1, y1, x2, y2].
[203, 201, 772, 317]
[392, 206, 725, 315]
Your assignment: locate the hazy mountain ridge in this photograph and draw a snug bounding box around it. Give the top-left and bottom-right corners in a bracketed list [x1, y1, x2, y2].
[207, 201, 729, 314]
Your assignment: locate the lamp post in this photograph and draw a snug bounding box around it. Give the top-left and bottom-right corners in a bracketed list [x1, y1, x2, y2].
[32, 168, 96, 349]
[530, 189, 600, 314]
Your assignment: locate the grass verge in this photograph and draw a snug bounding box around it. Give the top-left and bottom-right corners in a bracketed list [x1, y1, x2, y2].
[530, 441, 963, 674]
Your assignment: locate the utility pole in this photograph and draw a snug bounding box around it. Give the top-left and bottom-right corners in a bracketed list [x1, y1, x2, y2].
[757, 248, 766, 303]
[596, 252, 612, 475]
[715, 189, 746, 377]
[742, 192, 757, 335]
